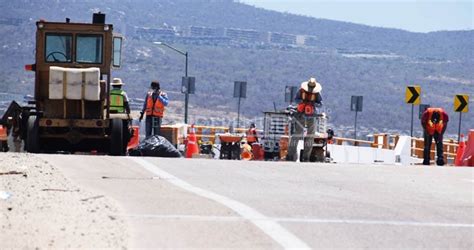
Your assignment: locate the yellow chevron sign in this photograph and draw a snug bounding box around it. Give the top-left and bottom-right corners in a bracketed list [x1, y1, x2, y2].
[454, 94, 469, 113]
[405, 86, 421, 105]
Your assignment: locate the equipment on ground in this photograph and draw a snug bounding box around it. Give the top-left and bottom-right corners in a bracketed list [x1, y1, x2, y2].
[262, 111, 288, 160]
[128, 135, 181, 157]
[218, 134, 242, 160]
[10, 13, 130, 155]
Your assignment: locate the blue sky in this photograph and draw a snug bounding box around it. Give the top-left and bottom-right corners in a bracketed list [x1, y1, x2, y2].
[240, 0, 473, 33]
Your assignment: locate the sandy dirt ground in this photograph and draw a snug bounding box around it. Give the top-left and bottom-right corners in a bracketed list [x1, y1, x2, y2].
[0, 152, 128, 248]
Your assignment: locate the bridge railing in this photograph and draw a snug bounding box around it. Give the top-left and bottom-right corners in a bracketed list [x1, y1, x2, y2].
[411, 137, 458, 164]
[161, 125, 460, 164]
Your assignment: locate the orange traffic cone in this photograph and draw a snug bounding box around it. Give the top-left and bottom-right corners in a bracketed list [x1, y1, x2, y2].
[455, 134, 465, 166]
[186, 124, 199, 158]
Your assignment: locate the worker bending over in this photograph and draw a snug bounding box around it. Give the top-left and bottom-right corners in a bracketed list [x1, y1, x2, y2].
[287, 77, 323, 162]
[421, 107, 449, 166]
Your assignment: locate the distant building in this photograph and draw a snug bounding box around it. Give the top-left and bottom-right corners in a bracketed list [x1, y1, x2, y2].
[270, 32, 296, 45]
[136, 27, 179, 40]
[296, 35, 305, 46]
[304, 36, 318, 47]
[190, 26, 225, 37]
[225, 28, 265, 43]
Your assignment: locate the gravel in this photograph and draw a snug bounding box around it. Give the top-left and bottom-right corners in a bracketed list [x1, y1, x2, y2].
[0, 152, 128, 248]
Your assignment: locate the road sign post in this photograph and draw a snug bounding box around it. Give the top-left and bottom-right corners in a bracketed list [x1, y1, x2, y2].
[405, 85, 421, 137]
[234, 81, 247, 128]
[454, 94, 469, 142]
[351, 96, 363, 140]
[285, 86, 298, 104]
[418, 104, 430, 119]
[181, 76, 195, 124]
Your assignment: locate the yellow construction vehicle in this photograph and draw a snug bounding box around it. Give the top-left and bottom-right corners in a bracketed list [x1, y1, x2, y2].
[14, 13, 130, 155]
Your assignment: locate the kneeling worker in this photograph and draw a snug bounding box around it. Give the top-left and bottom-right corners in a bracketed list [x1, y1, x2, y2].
[287, 77, 322, 162]
[421, 107, 449, 165]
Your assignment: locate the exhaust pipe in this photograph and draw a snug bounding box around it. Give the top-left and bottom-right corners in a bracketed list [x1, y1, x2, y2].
[92, 12, 105, 24]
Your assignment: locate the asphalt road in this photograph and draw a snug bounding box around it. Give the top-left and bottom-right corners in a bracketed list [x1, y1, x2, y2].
[40, 154, 474, 249]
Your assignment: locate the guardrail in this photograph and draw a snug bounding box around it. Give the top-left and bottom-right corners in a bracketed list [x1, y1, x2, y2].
[161, 125, 460, 165]
[411, 137, 458, 164]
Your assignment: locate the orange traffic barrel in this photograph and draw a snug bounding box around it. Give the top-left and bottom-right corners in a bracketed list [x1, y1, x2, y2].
[0, 125, 7, 141]
[127, 125, 140, 151]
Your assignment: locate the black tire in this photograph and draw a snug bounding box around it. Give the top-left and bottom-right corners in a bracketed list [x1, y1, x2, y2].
[26, 115, 40, 153]
[109, 119, 124, 156]
[1, 141, 9, 152]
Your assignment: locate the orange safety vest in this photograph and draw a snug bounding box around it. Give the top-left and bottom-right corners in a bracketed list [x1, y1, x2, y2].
[425, 108, 445, 135]
[246, 128, 258, 144]
[297, 89, 317, 115]
[145, 91, 165, 117]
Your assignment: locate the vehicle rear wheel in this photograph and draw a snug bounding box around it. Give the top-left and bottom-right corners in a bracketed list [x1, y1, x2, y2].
[109, 118, 124, 156]
[26, 115, 40, 153]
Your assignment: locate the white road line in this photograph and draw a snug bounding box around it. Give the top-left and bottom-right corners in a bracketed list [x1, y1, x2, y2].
[130, 157, 311, 250]
[118, 214, 244, 222]
[117, 214, 474, 228]
[276, 217, 474, 228]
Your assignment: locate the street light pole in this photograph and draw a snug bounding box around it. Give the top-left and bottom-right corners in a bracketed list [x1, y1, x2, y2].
[184, 52, 189, 124]
[154, 41, 190, 124]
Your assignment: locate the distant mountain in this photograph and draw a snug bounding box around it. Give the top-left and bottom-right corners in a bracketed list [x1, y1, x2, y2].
[0, 0, 472, 138]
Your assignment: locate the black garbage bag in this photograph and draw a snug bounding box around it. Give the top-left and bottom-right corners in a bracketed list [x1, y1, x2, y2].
[129, 135, 182, 158]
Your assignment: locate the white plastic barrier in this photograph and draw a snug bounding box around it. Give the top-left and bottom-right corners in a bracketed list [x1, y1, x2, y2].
[49, 66, 100, 101]
[394, 135, 421, 165]
[327, 144, 395, 164]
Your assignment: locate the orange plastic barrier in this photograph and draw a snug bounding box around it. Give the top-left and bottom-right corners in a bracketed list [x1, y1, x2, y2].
[127, 125, 140, 151]
[461, 130, 474, 167]
[455, 134, 465, 166]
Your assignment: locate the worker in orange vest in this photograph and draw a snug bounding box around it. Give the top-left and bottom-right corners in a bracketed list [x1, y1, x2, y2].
[246, 123, 259, 144]
[287, 77, 323, 162]
[421, 108, 449, 165]
[139, 81, 169, 137]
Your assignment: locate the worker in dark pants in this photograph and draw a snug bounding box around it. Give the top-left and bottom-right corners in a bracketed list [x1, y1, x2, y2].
[421, 108, 449, 166]
[139, 81, 169, 137]
[287, 77, 322, 162]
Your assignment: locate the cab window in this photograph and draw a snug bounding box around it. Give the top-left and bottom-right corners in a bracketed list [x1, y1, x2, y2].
[76, 34, 103, 64]
[45, 34, 72, 63]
